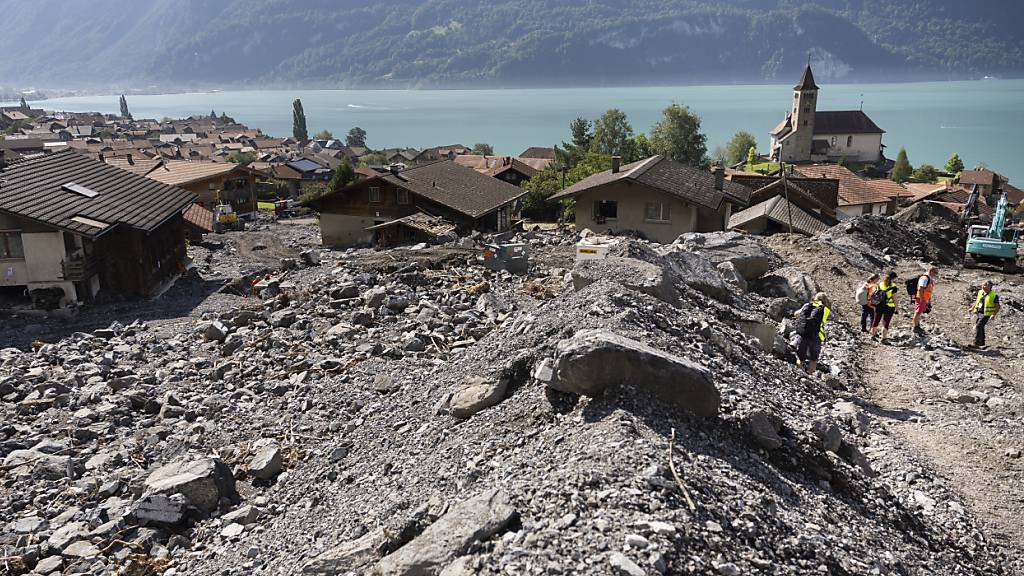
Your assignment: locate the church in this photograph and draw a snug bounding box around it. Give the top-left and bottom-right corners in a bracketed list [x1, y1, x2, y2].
[769, 66, 885, 164]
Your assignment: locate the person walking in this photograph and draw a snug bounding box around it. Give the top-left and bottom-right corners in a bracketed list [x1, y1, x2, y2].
[870, 271, 899, 342]
[969, 280, 1000, 348]
[795, 292, 831, 374]
[912, 266, 939, 335]
[856, 273, 880, 332]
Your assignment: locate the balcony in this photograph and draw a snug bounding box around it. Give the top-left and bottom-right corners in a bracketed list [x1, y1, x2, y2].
[62, 256, 99, 281]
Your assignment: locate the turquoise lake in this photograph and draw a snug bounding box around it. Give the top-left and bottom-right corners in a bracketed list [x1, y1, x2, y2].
[27, 79, 1024, 183]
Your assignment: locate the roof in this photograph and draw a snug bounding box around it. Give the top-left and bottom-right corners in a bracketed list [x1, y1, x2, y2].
[905, 182, 947, 201]
[813, 111, 885, 135]
[286, 158, 324, 173]
[520, 147, 557, 159]
[0, 150, 195, 238]
[364, 212, 456, 237]
[729, 195, 831, 235]
[550, 155, 751, 209]
[147, 160, 243, 187]
[182, 203, 214, 233]
[453, 155, 544, 179]
[104, 155, 163, 177]
[959, 169, 999, 187]
[794, 164, 904, 206]
[794, 65, 819, 91]
[2, 110, 30, 121]
[730, 174, 839, 212]
[315, 160, 526, 219]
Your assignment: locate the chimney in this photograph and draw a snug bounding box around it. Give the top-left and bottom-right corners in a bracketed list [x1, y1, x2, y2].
[389, 164, 400, 176]
[127, 153, 134, 165]
[98, 152, 105, 162]
[713, 164, 725, 191]
[0, 149, 6, 170]
[611, 156, 621, 173]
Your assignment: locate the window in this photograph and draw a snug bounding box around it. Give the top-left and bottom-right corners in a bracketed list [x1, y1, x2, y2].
[644, 202, 671, 222]
[397, 188, 410, 205]
[0, 231, 24, 259]
[593, 200, 618, 222]
[847, 135, 853, 147]
[369, 186, 381, 203]
[830, 136, 837, 146]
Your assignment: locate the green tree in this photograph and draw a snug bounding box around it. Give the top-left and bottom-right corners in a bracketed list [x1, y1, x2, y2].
[292, 99, 308, 141]
[119, 94, 131, 119]
[725, 131, 757, 166]
[19, 96, 27, 109]
[622, 133, 654, 163]
[210, 109, 217, 118]
[327, 160, 356, 194]
[522, 152, 611, 221]
[911, 164, 939, 183]
[709, 145, 727, 166]
[746, 146, 756, 170]
[591, 109, 633, 156]
[944, 153, 964, 174]
[315, 129, 334, 140]
[346, 127, 367, 148]
[471, 143, 494, 155]
[227, 152, 256, 166]
[649, 103, 707, 167]
[555, 117, 594, 170]
[569, 117, 592, 149]
[357, 152, 387, 167]
[891, 147, 912, 183]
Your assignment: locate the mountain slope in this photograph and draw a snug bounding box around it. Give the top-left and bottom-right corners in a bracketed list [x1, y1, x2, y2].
[0, 0, 1021, 89]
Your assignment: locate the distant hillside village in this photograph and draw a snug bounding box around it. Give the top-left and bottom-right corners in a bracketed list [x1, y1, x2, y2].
[0, 66, 1020, 310]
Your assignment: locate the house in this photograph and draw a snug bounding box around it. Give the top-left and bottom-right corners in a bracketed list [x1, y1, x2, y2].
[0, 150, 195, 308]
[957, 169, 1021, 206]
[413, 145, 470, 164]
[726, 174, 839, 236]
[909, 185, 995, 220]
[453, 155, 544, 186]
[794, 164, 904, 219]
[146, 160, 258, 214]
[770, 66, 885, 164]
[549, 156, 752, 244]
[182, 203, 215, 242]
[102, 153, 164, 177]
[364, 212, 457, 248]
[520, 147, 557, 160]
[305, 161, 526, 247]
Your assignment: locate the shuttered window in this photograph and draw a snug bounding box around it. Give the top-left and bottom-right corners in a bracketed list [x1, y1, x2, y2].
[0, 232, 24, 259]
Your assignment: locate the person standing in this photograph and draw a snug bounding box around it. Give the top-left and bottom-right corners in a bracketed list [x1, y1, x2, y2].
[856, 273, 880, 332]
[795, 292, 831, 374]
[912, 266, 939, 335]
[870, 272, 899, 342]
[970, 280, 1000, 348]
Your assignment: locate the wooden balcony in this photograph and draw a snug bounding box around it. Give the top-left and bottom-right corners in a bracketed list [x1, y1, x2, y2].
[62, 256, 99, 281]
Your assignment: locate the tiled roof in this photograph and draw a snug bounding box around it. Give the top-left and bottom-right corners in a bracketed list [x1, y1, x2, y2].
[959, 169, 999, 186]
[453, 155, 546, 178]
[147, 160, 243, 186]
[104, 155, 163, 177]
[729, 174, 839, 211]
[520, 147, 557, 159]
[729, 195, 831, 235]
[378, 161, 526, 218]
[794, 164, 904, 206]
[183, 203, 214, 233]
[794, 65, 819, 91]
[550, 155, 751, 209]
[365, 211, 456, 237]
[0, 150, 195, 238]
[812, 111, 885, 135]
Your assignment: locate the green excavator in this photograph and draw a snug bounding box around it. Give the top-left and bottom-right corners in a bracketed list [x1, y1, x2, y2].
[962, 182, 1020, 273]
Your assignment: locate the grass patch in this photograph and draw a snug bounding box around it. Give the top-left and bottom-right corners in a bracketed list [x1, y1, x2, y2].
[257, 202, 276, 210]
[747, 162, 780, 173]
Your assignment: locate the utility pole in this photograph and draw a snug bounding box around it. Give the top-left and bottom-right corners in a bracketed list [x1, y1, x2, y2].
[779, 138, 794, 234]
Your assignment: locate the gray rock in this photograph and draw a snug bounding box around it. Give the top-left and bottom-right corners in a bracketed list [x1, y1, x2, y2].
[811, 417, 843, 453]
[609, 552, 646, 576]
[222, 333, 244, 356]
[449, 376, 508, 419]
[662, 251, 732, 302]
[746, 410, 784, 450]
[34, 556, 63, 574]
[351, 310, 373, 326]
[62, 540, 100, 558]
[222, 505, 261, 525]
[144, 457, 237, 512]
[303, 528, 387, 575]
[372, 489, 516, 575]
[270, 309, 297, 328]
[716, 261, 748, 292]
[736, 321, 781, 354]
[673, 231, 777, 280]
[47, 521, 90, 551]
[132, 494, 188, 528]
[363, 287, 387, 308]
[331, 284, 360, 299]
[838, 441, 875, 477]
[544, 329, 719, 417]
[203, 320, 231, 343]
[2, 449, 70, 480]
[403, 337, 426, 352]
[573, 256, 678, 305]
[755, 266, 819, 303]
[248, 445, 283, 480]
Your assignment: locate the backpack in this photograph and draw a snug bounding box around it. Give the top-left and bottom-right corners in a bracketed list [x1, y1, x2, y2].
[792, 303, 812, 336]
[905, 276, 921, 297]
[855, 284, 869, 306]
[870, 286, 887, 308]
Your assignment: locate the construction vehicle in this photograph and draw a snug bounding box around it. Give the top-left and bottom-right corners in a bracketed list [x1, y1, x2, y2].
[213, 202, 245, 233]
[962, 183, 1019, 272]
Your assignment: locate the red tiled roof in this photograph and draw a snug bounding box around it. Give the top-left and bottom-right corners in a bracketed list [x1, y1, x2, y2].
[794, 164, 904, 206]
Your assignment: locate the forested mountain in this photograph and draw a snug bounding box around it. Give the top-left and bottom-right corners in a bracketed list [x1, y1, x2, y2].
[1, 0, 1021, 89]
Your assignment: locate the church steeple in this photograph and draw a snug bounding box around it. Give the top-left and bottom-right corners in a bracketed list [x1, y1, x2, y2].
[794, 65, 819, 91]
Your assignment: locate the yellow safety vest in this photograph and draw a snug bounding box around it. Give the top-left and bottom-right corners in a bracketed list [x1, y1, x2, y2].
[975, 290, 999, 317]
[813, 301, 830, 342]
[878, 282, 897, 308]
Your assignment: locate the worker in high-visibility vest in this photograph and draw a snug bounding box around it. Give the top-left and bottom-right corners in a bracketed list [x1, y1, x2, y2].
[970, 280, 1000, 348]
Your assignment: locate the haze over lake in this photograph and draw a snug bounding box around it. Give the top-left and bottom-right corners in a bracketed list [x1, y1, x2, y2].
[31, 79, 1024, 183]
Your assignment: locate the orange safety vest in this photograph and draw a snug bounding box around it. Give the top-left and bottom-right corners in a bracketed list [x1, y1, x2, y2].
[917, 275, 934, 302]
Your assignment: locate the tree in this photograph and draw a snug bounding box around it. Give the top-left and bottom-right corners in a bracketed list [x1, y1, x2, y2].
[227, 152, 256, 166]
[210, 109, 217, 118]
[569, 117, 592, 149]
[119, 95, 131, 120]
[746, 146, 756, 170]
[471, 143, 494, 155]
[622, 133, 654, 163]
[357, 152, 387, 167]
[911, 164, 939, 183]
[649, 103, 707, 167]
[555, 117, 594, 169]
[19, 96, 27, 110]
[725, 131, 757, 166]
[314, 129, 334, 140]
[292, 99, 308, 141]
[346, 127, 367, 148]
[327, 160, 356, 194]
[891, 148, 912, 183]
[590, 109, 633, 156]
[945, 153, 964, 175]
[522, 152, 612, 221]
[709, 146, 727, 166]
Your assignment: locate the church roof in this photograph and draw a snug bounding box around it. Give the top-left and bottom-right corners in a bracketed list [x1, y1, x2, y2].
[794, 65, 819, 91]
[812, 111, 885, 135]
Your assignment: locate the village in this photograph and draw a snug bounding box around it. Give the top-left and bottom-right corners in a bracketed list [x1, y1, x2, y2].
[1, 67, 1024, 576]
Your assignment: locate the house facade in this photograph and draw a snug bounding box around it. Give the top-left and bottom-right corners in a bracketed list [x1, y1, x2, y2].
[550, 156, 751, 244]
[146, 160, 258, 213]
[794, 164, 903, 219]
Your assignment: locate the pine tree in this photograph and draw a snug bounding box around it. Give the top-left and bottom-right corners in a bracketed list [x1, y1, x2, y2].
[292, 99, 308, 141]
[891, 148, 912, 183]
[746, 146, 756, 170]
[19, 96, 27, 110]
[119, 95, 131, 119]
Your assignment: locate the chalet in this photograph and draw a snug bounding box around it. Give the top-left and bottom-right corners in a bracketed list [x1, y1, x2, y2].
[770, 66, 885, 164]
[520, 147, 557, 160]
[0, 150, 195, 308]
[146, 160, 258, 214]
[413, 145, 470, 164]
[726, 174, 840, 235]
[549, 156, 752, 244]
[794, 164, 904, 219]
[305, 161, 526, 247]
[453, 155, 545, 186]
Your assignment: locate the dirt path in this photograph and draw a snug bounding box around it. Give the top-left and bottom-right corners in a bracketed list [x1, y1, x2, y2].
[857, 269, 1024, 559]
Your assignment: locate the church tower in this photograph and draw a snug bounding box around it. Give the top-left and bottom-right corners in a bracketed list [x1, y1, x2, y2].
[784, 65, 818, 162]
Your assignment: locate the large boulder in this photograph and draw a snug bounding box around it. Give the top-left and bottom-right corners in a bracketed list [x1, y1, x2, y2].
[2, 449, 70, 480]
[670, 231, 777, 280]
[539, 329, 719, 417]
[144, 458, 237, 513]
[659, 251, 732, 302]
[372, 489, 517, 575]
[754, 266, 818, 303]
[572, 256, 677, 305]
